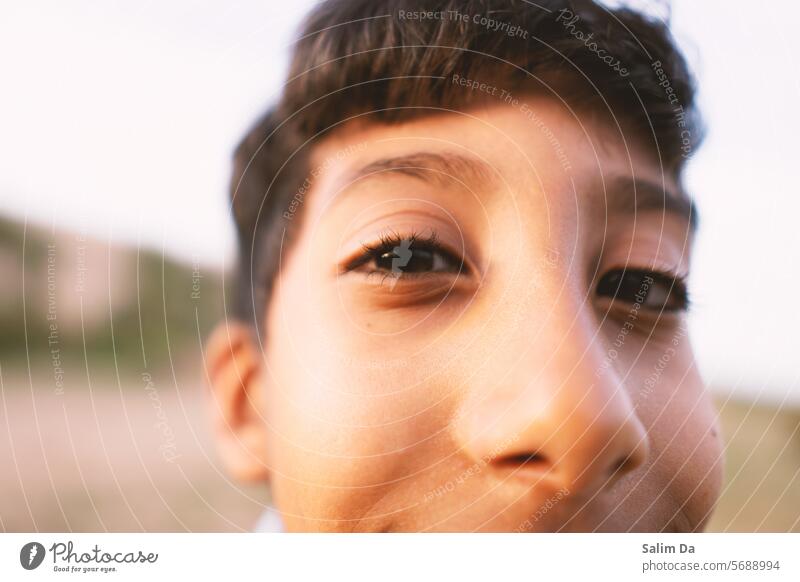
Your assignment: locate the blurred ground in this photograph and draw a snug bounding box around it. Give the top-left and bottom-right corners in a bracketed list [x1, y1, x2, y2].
[0, 363, 797, 531]
[0, 364, 270, 532]
[707, 395, 800, 532]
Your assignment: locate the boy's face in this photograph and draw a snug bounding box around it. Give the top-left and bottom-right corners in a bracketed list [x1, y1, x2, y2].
[209, 96, 723, 531]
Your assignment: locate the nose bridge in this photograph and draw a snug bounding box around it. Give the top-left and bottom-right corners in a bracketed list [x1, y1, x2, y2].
[455, 302, 648, 497]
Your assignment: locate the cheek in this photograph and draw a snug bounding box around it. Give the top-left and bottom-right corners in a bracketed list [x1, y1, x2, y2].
[625, 340, 724, 525]
[261, 270, 459, 526]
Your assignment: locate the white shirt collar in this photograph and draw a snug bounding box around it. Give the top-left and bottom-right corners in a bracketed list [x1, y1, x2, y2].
[253, 508, 284, 532]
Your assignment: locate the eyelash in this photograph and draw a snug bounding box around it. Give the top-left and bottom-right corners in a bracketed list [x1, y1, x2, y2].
[342, 229, 466, 278]
[342, 232, 690, 312]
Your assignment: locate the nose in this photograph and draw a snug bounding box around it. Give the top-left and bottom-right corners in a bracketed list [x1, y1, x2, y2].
[454, 315, 648, 498]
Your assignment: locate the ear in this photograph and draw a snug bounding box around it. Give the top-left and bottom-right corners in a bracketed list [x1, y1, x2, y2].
[205, 321, 270, 482]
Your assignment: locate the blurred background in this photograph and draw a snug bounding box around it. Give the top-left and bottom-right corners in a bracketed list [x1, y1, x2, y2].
[0, 1, 798, 532]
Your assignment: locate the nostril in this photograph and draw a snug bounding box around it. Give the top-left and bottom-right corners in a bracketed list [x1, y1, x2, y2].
[496, 452, 549, 469]
[610, 453, 639, 478]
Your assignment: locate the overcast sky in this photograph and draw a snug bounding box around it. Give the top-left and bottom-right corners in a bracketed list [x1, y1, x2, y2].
[1, 1, 798, 404]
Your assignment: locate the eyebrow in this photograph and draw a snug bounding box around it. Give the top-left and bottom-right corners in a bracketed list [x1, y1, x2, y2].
[602, 176, 699, 231]
[343, 151, 496, 190]
[339, 151, 698, 231]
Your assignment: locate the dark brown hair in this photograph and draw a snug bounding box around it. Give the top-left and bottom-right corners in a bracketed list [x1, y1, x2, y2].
[229, 0, 702, 328]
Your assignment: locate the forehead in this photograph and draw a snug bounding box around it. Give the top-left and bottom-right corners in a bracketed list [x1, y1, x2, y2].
[308, 96, 676, 195]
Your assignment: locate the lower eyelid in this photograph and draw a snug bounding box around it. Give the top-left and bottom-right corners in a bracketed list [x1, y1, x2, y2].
[361, 270, 454, 284]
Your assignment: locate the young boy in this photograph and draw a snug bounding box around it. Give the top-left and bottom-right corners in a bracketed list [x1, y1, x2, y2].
[205, 0, 723, 532]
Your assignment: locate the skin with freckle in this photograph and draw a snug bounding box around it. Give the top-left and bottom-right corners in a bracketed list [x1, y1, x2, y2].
[206, 97, 723, 532]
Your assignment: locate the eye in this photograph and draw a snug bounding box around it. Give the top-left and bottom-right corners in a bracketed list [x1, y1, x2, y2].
[343, 232, 466, 278]
[596, 268, 689, 312]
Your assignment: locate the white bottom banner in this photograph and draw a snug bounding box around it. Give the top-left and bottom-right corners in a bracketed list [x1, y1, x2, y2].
[1, 533, 797, 581]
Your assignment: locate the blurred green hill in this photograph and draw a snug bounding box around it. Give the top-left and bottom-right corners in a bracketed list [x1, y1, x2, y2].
[0, 214, 227, 373]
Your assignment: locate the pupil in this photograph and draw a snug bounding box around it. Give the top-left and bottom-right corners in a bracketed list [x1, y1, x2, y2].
[597, 270, 651, 302]
[375, 246, 435, 273]
[376, 251, 395, 271]
[619, 271, 650, 300]
[404, 248, 434, 272]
